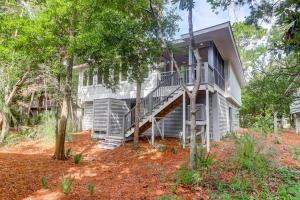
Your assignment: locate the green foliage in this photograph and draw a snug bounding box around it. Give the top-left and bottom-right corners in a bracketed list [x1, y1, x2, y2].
[2, 127, 37, 145]
[65, 148, 73, 158]
[155, 144, 167, 152]
[87, 183, 95, 195]
[74, 153, 83, 164]
[195, 146, 214, 170]
[233, 134, 269, 177]
[41, 176, 48, 189]
[172, 167, 201, 186]
[171, 146, 178, 154]
[61, 175, 74, 194]
[252, 114, 273, 135]
[155, 194, 184, 200]
[292, 147, 300, 162]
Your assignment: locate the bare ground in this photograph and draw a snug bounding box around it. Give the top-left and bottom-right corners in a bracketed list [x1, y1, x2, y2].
[0, 129, 299, 200]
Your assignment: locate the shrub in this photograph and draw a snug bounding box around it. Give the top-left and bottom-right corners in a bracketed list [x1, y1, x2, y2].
[274, 137, 281, 144]
[252, 114, 273, 135]
[41, 176, 48, 189]
[61, 175, 74, 194]
[87, 183, 95, 195]
[172, 167, 201, 186]
[195, 146, 213, 170]
[234, 134, 269, 177]
[171, 146, 178, 154]
[74, 153, 83, 164]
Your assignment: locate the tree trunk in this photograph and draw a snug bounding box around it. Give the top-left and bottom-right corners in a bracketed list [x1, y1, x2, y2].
[0, 112, 9, 143]
[133, 81, 142, 149]
[273, 111, 278, 134]
[189, 95, 197, 169]
[54, 59, 73, 160]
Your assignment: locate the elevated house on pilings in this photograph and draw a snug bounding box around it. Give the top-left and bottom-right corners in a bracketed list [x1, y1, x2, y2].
[74, 22, 245, 149]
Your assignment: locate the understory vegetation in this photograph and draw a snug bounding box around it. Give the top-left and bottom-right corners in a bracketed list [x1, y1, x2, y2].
[158, 133, 300, 200]
[1, 112, 73, 146]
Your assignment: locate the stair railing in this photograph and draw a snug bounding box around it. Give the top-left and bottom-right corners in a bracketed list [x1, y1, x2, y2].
[123, 71, 182, 135]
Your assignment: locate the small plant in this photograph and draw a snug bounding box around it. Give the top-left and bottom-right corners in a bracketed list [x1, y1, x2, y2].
[41, 176, 48, 189]
[274, 137, 281, 144]
[74, 153, 83, 164]
[155, 144, 167, 152]
[61, 175, 74, 194]
[195, 146, 213, 170]
[87, 183, 95, 195]
[293, 147, 300, 161]
[156, 194, 184, 200]
[233, 134, 269, 177]
[171, 146, 178, 154]
[172, 166, 201, 186]
[65, 148, 73, 158]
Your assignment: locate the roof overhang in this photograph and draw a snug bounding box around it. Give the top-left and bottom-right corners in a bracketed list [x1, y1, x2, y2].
[174, 22, 245, 86]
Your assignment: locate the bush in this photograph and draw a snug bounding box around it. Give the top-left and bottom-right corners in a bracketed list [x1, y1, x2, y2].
[87, 183, 95, 195]
[74, 153, 83, 164]
[252, 114, 273, 135]
[171, 146, 178, 154]
[61, 175, 74, 194]
[41, 176, 48, 189]
[234, 134, 269, 177]
[195, 146, 213, 170]
[172, 167, 201, 186]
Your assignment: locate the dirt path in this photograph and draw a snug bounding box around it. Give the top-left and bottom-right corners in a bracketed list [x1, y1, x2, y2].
[0, 129, 299, 200]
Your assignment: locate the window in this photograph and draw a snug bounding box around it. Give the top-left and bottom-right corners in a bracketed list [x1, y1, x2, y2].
[212, 44, 225, 90]
[83, 70, 88, 86]
[88, 69, 93, 86]
[83, 69, 94, 86]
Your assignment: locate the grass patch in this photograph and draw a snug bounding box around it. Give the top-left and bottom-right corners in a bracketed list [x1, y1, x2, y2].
[61, 175, 74, 194]
[233, 134, 269, 177]
[74, 153, 83, 164]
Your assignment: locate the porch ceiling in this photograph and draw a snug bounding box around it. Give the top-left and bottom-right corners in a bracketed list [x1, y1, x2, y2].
[174, 22, 245, 86]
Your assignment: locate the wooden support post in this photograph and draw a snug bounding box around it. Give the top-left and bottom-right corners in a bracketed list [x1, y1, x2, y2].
[162, 118, 165, 139]
[183, 92, 186, 148]
[205, 88, 210, 152]
[151, 116, 155, 145]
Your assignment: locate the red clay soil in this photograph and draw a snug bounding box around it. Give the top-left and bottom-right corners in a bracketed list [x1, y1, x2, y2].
[0, 129, 299, 200]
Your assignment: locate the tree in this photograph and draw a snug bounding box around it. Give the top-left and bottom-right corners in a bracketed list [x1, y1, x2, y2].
[150, 0, 206, 169]
[0, 1, 43, 142]
[76, 0, 178, 149]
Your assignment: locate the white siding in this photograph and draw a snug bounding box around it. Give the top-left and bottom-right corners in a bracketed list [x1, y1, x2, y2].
[82, 102, 93, 130]
[296, 114, 300, 134]
[227, 63, 242, 105]
[77, 70, 159, 102]
[218, 94, 229, 137]
[228, 101, 240, 131]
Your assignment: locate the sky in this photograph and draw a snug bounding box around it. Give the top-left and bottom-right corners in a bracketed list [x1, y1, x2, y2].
[174, 0, 250, 38]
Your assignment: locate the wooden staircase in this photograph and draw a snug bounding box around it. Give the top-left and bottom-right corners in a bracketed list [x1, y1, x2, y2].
[125, 89, 184, 137]
[123, 71, 184, 139]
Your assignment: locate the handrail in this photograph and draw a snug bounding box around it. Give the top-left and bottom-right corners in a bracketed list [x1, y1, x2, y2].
[122, 62, 214, 135]
[123, 71, 182, 134]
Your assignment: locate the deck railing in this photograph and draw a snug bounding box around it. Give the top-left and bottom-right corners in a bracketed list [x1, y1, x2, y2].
[123, 72, 182, 135]
[160, 62, 214, 86]
[122, 62, 214, 135]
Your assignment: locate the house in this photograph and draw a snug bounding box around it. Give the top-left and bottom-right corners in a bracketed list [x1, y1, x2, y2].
[74, 22, 245, 148]
[290, 88, 300, 133]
